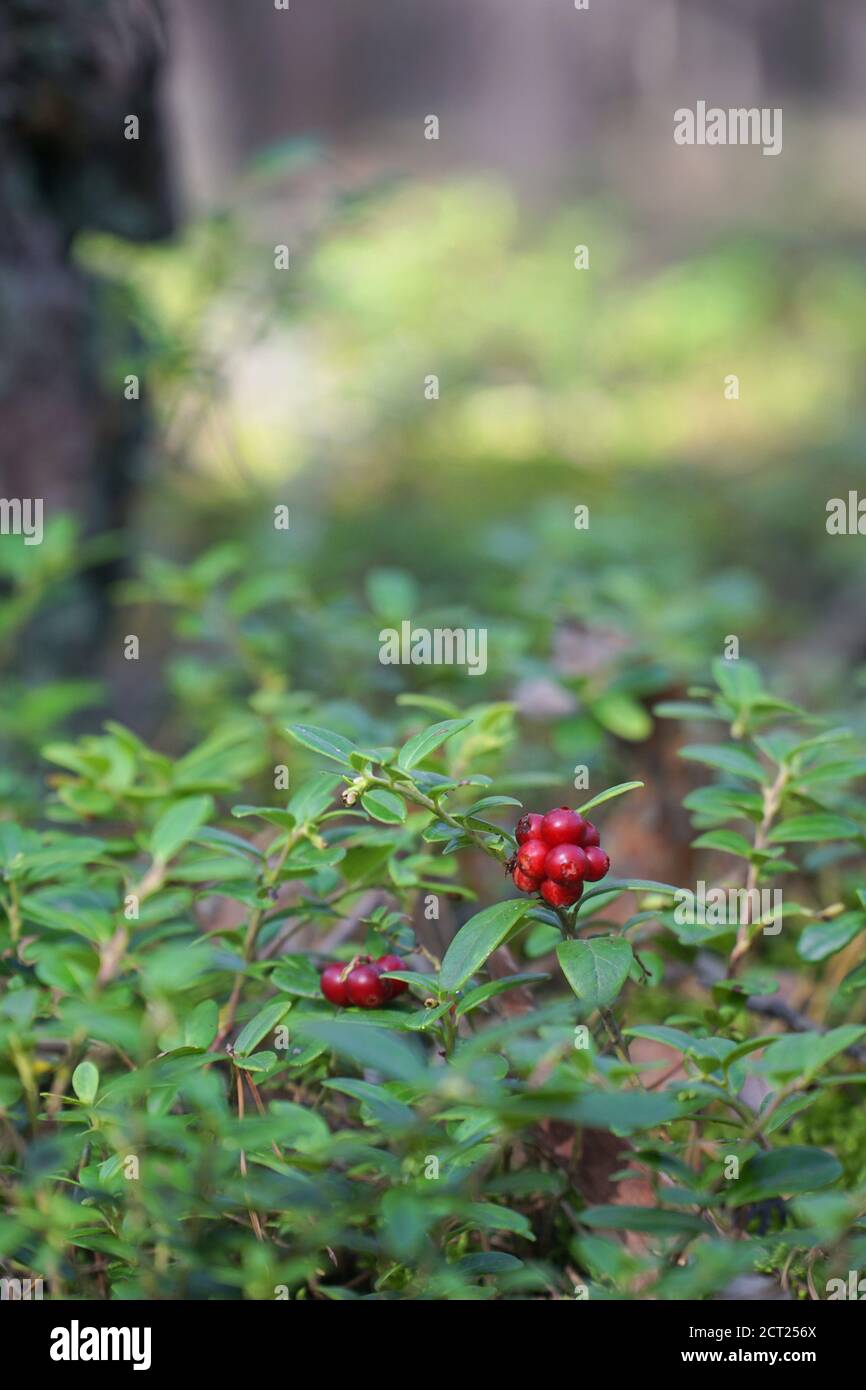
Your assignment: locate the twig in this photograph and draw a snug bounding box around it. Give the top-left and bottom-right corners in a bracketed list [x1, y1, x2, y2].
[728, 765, 787, 977]
[235, 1066, 265, 1242]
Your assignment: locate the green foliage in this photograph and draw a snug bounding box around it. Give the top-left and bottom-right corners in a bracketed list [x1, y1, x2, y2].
[1, 651, 866, 1301]
[4, 184, 866, 1298]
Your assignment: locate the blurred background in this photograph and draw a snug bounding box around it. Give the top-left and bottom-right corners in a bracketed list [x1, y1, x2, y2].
[2, 0, 866, 838]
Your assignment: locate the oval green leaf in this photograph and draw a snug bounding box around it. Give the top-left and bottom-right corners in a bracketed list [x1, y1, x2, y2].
[396, 718, 473, 772]
[234, 999, 292, 1057]
[360, 788, 407, 825]
[285, 724, 359, 766]
[556, 937, 634, 1010]
[576, 781, 644, 816]
[72, 1060, 99, 1106]
[439, 899, 530, 993]
[150, 795, 214, 863]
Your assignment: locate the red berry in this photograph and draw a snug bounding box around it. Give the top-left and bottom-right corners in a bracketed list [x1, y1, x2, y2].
[544, 842, 587, 886]
[375, 954, 408, 998]
[541, 807, 587, 847]
[517, 838, 549, 879]
[581, 820, 600, 847]
[515, 813, 544, 845]
[346, 964, 388, 1008]
[320, 962, 350, 1006]
[583, 846, 610, 882]
[512, 866, 541, 893]
[540, 878, 583, 908]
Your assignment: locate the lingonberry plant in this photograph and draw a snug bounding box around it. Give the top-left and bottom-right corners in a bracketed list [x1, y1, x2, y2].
[1, 659, 865, 1300]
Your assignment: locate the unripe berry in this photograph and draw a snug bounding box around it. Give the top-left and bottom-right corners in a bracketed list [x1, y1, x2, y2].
[320, 962, 350, 1006]
[581, 820, 600, 847]
[583, 846, 610, 882]
[540, 878, 583, 908]
[517, 837, 549, 879]
[346, 964, 388, 1008]
[513, 866, 541, 893]
[541, 807, 587, 847]
[515, 812, 544, 844]
[375, 954, 408, 997]
[544, 842, 587, 886]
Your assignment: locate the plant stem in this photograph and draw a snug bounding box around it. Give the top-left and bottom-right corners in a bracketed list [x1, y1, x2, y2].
[214, 830, 302, 1048]
[728, 764, 787, 976]
[387, 779, 511, 863]
[555, 906, 576, 939]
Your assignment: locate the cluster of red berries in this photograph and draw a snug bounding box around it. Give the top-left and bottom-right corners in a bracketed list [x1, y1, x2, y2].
[320, 954, 408, 1009]
[510, 806, 610, 908]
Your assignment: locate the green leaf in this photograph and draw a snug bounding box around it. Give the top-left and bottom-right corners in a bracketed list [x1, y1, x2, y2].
[234, 1050, 277, 1073]
[795, 757, 866, 787]
[678, 744, 765, 783]
[396, 718, 473, 772]
[590, 692, 652, 741]
[768, 814, 861, 844]
[524, 922, 562, 958]
[581, 1205, 707, 1235]
[569, 1090, 685, 1132]
[753, 1026, 866, 1081]
[463, 1201, 534, 1240]
[462, 795, 523, 816]
[798, 912, 866, 963]
[287, 773, 339, 823]
[72, 1061, 99, 1106]
[365, 567, 419, 619]
[405, 1000, 453, 1031]
[576, 781, 644, 816]
[231, 805, 295, 829]
[150, 795, 214, 862]
[454, 1252, 523, 1275]
[683, 786, 763, 821]
[576, 889, 623, 919]
[184, 1000, 219, 1050]
[193, 826, 264, 860]
[455, 973, 549, 1017]
[841, 961, 866, 996]
[270, 955, 323, 999]
[692, 829, 755, 857]
[269, 1099, 329, 1152]
[294, 1019, 426, 1083]
[285, 724, 359, 766]
[731, 1147, 843, 1206]
[396, 693, 461, 718]
[711, 657, 763, 706]
[360, 788, 407, 825]
[556, 937, 634, 1010]
[376, 969, 438, 995]
[439, 899, 530, 992]
[233, 999, 292, 1057]
[323, 1078, 414, 1127]
[653, 701, 727, 722]
[580, 878, 682, 906]
[379, 1189, 432, 1261]
[624, 1024, 700, 1053]
[20, 893, 112, 943]
[719, 1035, 779, 1072]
